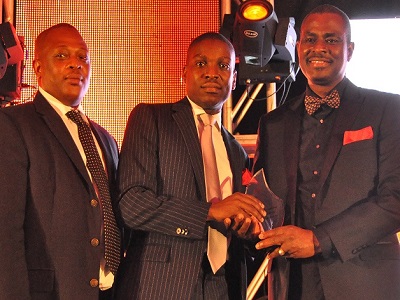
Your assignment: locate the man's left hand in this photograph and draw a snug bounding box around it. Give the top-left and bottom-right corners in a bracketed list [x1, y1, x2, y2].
[255, 225, 318, 259]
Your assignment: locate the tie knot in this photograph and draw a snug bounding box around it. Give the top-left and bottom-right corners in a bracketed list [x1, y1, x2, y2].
[66, 110, 86, 126]
[199, 113, 217, 127]
[304, 90, 340, 115]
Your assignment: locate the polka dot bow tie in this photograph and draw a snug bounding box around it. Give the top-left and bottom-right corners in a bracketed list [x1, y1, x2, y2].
[304, 90, 340, 115]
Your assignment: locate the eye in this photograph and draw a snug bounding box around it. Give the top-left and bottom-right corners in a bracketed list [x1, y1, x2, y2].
[219, 63, 230, 70]
[303, 37, 315, 44]
[79, 55, 89, 62]
[55, 52, 68, 59]
[196, 61, 206, 67]
[326, 37, 341, 44]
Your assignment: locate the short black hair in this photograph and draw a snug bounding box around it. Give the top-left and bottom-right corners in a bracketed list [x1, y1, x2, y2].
[187, 32, 235, 56]
[303, 4, 351, 43]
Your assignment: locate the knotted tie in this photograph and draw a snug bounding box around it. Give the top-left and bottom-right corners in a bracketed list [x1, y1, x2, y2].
[304, 89, 340, 115]
[198, 113, 227, 274]
[66, 110, 120, 275]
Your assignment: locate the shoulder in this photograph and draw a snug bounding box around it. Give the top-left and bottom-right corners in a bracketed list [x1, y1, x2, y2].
[129, 100, 181, 119]
[346, 80, 400, 104]
[260, 93, 304, 123]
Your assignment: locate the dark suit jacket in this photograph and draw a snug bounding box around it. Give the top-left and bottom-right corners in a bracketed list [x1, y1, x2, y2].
[0, 93, 119, 300]
[253, 79, 400, 300]
[115, 98, 250, 300]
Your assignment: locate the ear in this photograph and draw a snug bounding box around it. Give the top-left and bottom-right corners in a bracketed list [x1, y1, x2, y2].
[347, 42, 355, 62]
[182, 65, 187, 83]
[232, 70, 237, 91]
[32, 59, 41, 77]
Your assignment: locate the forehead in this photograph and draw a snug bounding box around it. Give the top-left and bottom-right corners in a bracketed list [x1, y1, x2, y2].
[39, 27, 88, 53]
[187, 39, 234, 61]
[300, 13, 347, 37]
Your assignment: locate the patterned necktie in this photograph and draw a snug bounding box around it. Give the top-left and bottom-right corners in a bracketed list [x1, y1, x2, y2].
[198, 113, 227, 274]
[304, 89, 340, 115]
[66, 110, 120, 275]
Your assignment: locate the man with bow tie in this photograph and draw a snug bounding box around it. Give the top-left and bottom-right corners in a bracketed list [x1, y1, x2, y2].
[253, 4, 400, 300]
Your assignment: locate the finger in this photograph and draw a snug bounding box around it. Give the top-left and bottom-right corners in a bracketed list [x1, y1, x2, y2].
[255, 234, 282, 250]
[224, 218, 232, 229]
[240, 193, 265, 209]
[258, 227, 281, 239]
[238, 200, 266, 222]
[268, 247, 281, 259]
[236, 217, 252, 237]
[228, 193, 266, 213]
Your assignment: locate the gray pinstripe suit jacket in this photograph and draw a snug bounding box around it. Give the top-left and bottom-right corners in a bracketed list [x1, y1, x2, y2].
[114, 98, 250, 300]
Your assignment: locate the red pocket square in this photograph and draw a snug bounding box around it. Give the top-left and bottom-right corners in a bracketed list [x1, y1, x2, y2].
[343, 126, 373, 146]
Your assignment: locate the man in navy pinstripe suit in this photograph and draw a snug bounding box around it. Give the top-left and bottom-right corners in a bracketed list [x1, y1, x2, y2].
[114, 32, 266, 299]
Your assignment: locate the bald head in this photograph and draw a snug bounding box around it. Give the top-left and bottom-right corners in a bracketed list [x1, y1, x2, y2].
[33, 23, 91, 106]
[34, 23, 85, 60]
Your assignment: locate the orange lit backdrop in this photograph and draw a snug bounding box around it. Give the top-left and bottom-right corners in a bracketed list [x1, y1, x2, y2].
[16, 0, 220, 146]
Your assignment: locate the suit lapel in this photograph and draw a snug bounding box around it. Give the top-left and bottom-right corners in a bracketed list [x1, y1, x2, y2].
[34, 93, 92, 187]
[90, 121, 117, 181]
[221, 127, 244, 193]
[172, 98, 206, 201]
[318, 82, 363, 188]
[283, 95, 303, 223]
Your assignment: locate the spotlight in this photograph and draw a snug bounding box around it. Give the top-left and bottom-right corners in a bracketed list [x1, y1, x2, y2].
[221, 0, 297, 85]
[0, 22, 24, 102]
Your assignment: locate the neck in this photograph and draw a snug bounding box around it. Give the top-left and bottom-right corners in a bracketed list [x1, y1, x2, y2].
[308, 78, 344, 98]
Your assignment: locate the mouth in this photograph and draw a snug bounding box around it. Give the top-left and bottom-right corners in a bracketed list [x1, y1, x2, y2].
[201, 82, 221, 93]
[307, 57, 332, 68]
[65, 74, 84, 85]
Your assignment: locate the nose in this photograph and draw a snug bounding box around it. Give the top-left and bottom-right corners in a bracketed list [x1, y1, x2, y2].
[311, 39, 328, 53]
[204, 67, 220, 80]
[67, 57, 82, 69]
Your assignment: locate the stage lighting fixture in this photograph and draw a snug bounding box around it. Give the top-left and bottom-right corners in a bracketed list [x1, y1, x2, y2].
[0, 22, 24, 101]
[221, 0, 297, 85]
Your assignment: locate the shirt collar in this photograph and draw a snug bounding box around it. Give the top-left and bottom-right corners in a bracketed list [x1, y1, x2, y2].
[306, 77, 349, 99]
[39, 87, 85, 117]
[186, 97, 222, 131]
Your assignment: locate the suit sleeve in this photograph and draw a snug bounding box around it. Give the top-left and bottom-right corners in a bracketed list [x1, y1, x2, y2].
[117, 104, 210, 240]
[0, 111, 31, 298]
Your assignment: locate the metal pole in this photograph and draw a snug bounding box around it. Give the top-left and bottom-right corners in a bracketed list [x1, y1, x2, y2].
[3, 0, 14, 24]
[221, 0, 233, 133]
[266, 0, 276, 113]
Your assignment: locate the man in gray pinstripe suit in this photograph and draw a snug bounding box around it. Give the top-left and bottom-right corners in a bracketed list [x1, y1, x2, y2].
[114, 32, 266, 300]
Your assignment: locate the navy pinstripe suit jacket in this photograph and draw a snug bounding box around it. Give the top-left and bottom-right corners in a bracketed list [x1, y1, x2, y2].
[115, 98, 250, 300]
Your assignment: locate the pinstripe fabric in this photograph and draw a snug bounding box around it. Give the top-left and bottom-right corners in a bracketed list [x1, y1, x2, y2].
[115, 98, 249, 300]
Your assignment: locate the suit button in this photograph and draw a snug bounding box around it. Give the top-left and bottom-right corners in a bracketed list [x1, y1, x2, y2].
[90, 278, 99, 287]
[311, 193, 316, 198]
[91, 238, 99, 247]
[90, 199, 98, 207]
